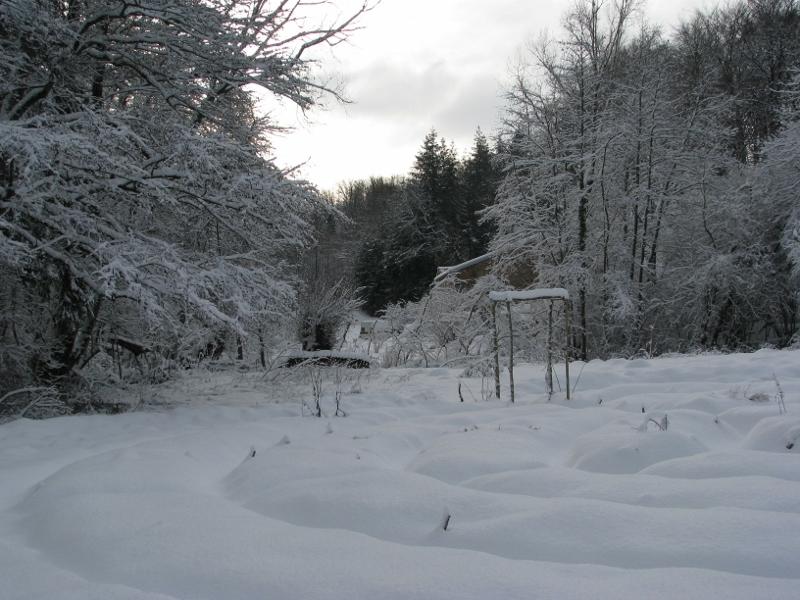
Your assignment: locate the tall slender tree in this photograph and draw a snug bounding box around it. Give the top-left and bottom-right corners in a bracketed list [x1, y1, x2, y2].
[461, 128, 499, 258]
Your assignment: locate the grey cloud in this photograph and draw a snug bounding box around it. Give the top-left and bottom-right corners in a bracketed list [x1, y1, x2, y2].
[432, 75, 503, 142]
[344, 60, 461, 120]
[335, 60, 502, 153]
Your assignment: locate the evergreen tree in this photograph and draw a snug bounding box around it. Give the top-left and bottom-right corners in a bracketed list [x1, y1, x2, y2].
[461, 128, 499, 258]
[354, 181, 438, 315]
[411, 129, 463, 260]
[352, 131, 500, 315]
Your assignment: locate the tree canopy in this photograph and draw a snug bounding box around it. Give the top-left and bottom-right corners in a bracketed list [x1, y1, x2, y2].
[0, 0, 369, 395]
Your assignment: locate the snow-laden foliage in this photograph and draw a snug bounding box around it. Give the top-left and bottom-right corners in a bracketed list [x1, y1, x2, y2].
[0, 0, 368, 397]
[374, 273, 568, 377]
[486, 0, 800, 358]
[757, 73, 800, 298]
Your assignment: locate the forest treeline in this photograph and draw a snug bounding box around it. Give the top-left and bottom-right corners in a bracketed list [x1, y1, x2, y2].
[334, 129, 499, 315]
[335, 0, 800, 360]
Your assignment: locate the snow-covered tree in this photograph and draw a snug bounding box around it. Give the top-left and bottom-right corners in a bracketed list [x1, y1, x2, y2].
[488, 0, 638, 358]
[0, 0, 369, 395]
[488, 0, 798, 357]
[752, 72, 800, 340]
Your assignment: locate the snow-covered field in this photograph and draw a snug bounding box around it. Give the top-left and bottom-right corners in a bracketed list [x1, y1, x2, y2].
[2, 349, 800, 599]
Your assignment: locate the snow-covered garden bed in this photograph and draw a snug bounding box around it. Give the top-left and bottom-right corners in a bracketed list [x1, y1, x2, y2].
[1, 349, 799, 599]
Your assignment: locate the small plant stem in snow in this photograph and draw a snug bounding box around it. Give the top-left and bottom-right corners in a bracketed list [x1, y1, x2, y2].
[773, 373, 787, 415]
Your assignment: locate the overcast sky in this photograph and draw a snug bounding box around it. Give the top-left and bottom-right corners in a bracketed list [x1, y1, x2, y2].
[269, 0, 713, 192]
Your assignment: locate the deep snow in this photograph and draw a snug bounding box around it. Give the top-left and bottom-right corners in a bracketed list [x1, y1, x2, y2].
[2, 349, 799, 599]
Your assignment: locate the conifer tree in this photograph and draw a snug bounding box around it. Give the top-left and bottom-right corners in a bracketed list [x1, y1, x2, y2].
[461, 128, 499, 258]
[412, 129, 463, 260]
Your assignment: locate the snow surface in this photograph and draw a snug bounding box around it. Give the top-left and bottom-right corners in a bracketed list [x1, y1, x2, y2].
[2, 349, 800, 599]
[489, 287, 570, 301]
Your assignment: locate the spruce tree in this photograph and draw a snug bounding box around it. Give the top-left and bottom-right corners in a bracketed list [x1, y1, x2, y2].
[461, 128, 499, 258]
[412, 129, 463, 261]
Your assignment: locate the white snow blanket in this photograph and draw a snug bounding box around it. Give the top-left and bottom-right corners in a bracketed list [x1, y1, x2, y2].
[2, 349, 799, 599]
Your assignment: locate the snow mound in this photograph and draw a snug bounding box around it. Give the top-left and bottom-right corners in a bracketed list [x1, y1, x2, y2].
[225, 444, 378, 501]
[641, 450, 800, 480]
[0, 542, 176, 600]
[716, 405, 786, 435]
[463, 466, 800, 513]
[407, 430, 547, 483]
[566, 429, 707, 473]
[227, 467, 533, 543]
[222, 461, 800, 577]
[742, 416, 800, 452]
[18, 487, 799, 600]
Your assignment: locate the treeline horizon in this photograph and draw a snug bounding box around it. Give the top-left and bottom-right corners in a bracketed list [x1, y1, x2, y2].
[327, 0, 800, 359]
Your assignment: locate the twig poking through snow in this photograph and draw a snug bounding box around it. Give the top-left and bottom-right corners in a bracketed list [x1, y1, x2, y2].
[570, 361, 587, 396]
[441, 509, 452, 532]
[773, 373, 787, 415]
[636, 414, 669, 432]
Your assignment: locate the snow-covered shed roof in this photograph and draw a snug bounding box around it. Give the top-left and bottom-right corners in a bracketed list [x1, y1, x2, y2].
[434, 252, 494, 283]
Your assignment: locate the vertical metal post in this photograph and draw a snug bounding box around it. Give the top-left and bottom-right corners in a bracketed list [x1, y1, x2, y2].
[506, 301, 515, 404]
[565, 299, 572, 400]
[491, 302, 500, 399]
[546, 300, 554, 398]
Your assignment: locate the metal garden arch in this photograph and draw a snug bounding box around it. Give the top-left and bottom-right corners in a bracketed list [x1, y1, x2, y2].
[488, 288, 572, 402]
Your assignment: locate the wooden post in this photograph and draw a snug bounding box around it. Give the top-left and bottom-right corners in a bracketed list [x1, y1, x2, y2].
[491, 302, 501, 399]
[506, 301, 515, 404]
[565, 299, 572, 400]
[546, 300, 554, 398]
